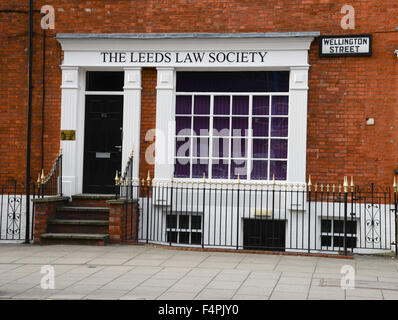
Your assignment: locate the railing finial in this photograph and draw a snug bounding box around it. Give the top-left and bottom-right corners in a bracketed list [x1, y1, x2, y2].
[203, 171, 206, 184]
[350, 176, 355, 192]
[393, 176, 397, 193]
[40, 169, 45, 185]
[344, 176, 348, 193]
[307, 175, 312, 191]
[147, 170, 151, 186]
[115, 170, 120, 185]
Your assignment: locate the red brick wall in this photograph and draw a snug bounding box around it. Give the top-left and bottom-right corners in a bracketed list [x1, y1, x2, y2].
[108, 199, 138, 243]
[1, 0, 397, 188]
[33, 197, 68, 243]
[140, 68, 157, 181]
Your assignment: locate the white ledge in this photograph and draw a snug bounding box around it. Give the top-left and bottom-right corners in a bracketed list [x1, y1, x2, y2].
[56, 32, 321, 40]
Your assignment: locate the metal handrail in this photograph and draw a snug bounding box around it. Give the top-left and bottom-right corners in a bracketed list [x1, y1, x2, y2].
[115, 147, 134, 199]
[36, 149, 63, 197]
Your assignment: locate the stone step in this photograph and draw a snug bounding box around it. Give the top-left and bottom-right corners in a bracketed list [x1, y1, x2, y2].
[56, 206, 109, 220]
[71, 194, 116, 207]
[40, 233, 109, 246]
[47, 219, 109, 234]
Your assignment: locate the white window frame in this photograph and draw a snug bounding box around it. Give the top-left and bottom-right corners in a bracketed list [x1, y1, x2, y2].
[174, 91, 290, 182]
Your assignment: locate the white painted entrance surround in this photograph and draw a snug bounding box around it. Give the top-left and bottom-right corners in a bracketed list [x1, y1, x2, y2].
[56, 32, 319, 196]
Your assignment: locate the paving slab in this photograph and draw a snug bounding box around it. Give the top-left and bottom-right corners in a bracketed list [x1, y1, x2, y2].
[195, 288, 236, 300]
[157, 291, 197, 300]
[232, 294, 269, 300]
[235, 285, 274, 296]
[270, 291, 307, 300]
[0, 244, 397, 300]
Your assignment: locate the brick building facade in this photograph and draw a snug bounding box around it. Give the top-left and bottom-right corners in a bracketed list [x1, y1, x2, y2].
[0, 0, 397, 189]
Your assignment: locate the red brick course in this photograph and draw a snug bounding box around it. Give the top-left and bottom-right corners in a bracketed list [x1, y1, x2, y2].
[1, 1, 397, 187]
[139, 68, 157, 181]
[32, 196, 69, 243]
[107, 199, 138, 243]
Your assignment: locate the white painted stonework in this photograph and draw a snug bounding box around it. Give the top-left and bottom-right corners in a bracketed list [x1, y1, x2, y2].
[57, 33, 316, 196]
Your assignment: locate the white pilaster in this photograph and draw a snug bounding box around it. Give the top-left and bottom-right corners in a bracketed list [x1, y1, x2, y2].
[122, 68, 142, 180]
[60, 66, 80, 196]
[154, 68, 175, 180]
[287, 66, 310, 183]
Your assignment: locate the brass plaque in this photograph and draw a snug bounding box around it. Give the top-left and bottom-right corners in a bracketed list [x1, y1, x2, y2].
[61, 130, 76, 141]
[254, 209, 272, 217]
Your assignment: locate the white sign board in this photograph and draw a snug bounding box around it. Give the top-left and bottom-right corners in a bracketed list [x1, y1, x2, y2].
[320, 35, 372, 57]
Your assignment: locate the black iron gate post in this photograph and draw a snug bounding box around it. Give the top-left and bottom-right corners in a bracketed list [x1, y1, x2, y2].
[394, 177, 397, 257]
[236, 175, 240, 250]
[343, 176, 348, 256]
[169, 179, 173, 246]
[201, 173, 206, 249]
[307, 175, 312, 254]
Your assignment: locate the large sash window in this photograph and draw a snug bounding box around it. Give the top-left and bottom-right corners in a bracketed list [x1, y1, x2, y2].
[174, 71, 289, 181]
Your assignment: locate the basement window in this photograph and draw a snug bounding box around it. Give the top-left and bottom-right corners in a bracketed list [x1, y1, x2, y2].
[321, 219, 357, 250]
[166, 213, 202, 245]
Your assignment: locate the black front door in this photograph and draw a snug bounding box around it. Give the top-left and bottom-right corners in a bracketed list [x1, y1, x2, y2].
[83, 95, 123, 194]
[243, 219, 286, 251]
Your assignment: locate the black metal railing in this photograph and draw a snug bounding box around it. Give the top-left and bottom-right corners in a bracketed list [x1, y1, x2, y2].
[118, 176, 398, 256]
[0, 181, 37, 241]
[37, 149, 63, 197]
[115, 149, 134, 200]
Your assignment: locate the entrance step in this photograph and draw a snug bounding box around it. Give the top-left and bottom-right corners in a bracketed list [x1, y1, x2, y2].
[71, 194, 116, 207]
[47, 219, 109, 234]
[39, 194, 115, 246]
[40, 233, 109, 246]
[56, 206, 109, 220]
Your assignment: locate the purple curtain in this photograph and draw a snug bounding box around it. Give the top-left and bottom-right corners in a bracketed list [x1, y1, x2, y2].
[272, 96, 289, 115]
[193, 116, 210, 135]
[175, 137, 190, 157]
[212, 137, 229, 158]
[192, 137, 209, 157]
[192, 159, 209, 178]
[230, 160, 247, 179]
[232, 96, 249, 115]
[176, 95, 192, 114]
[252, 139, 268, 158]
[213, 117, 230, 136]
[176, 117, 191, 135]
[214, 96, 230, 115]
[212, 162, 229, 179]
[174, 160, 190, 178]
[231, 138, 247, 158]
[194, 95, 210, 114]
[253, 96, 269, 115]
[252, 117, 269, 137]
[232, 117, 248, 136]
[251, 160, 268, 180]
[270, 139, 288, 159]
[271, 118, 288, 137]
[270, 161, 287, 180]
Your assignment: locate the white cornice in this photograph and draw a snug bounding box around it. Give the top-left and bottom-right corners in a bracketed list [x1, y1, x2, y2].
[56, 32, 321, 40]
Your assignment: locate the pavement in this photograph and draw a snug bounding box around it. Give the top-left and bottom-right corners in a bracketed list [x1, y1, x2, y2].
[0, 244, 398, 300]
